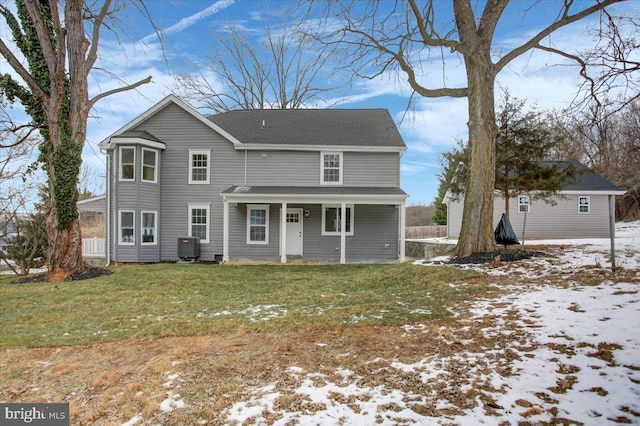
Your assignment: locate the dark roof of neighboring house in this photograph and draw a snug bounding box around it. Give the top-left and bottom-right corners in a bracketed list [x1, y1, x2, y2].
[207, 109, 406, 149]
[543, 161, 623, 192]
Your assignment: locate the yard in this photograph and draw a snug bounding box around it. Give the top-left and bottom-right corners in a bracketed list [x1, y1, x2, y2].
[1, 224, 639, 425]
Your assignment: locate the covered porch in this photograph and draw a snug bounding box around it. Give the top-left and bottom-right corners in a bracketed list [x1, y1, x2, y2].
[221, 186, 407, 264]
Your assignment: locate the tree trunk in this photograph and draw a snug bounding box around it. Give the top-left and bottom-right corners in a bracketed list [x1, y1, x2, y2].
[46, 209, 83, 277]
[453, 48, 497, 257]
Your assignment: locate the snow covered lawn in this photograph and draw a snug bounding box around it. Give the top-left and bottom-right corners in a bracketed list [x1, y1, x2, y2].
[221, 223, 640, 425]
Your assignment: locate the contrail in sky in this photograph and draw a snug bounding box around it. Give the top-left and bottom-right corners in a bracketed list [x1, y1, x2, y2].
[140, 0, 235, 44]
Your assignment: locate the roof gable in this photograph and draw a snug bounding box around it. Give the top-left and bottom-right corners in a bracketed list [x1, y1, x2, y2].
[99, 95, 242, 149]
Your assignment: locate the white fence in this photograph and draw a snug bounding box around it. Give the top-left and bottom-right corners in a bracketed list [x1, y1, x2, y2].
[82, 238, 105, 257]
[405, 226, 447, 239]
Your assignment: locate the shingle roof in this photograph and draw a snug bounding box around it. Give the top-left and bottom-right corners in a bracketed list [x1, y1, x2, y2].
[543, 161, 623, 192]
[207, 109, 406, 149]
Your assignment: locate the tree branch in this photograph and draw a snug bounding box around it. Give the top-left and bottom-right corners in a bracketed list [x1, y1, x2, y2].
[494, 0, 624, 74]
[89, 75, 152, 107]
[0, 39, 48, 103]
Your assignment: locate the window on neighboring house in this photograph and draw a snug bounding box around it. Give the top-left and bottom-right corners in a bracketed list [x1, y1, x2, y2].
[141, 211, 157, 245]
[142, 148, 158, 183]
[321, 152, 342, 185]
[518, 195, 530, 213]
[247, 205, 269, 244]
[322, 205, 354, 236]
[188, 204, 210, 243]
[119, 147, 135, 181]
[189, 150, 210, 184]
[119, 210, 135, 245]
[578, 196, 591, 214]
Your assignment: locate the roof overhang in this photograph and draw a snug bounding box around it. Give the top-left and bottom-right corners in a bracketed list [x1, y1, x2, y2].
[558, 190, 627, 196]
[104, 136, 166, 150]
[221, 186, 408, 205]
[236, 144, 406, 153]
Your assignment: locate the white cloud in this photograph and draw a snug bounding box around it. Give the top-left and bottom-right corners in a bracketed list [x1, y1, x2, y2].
[140, 0, 236, 44]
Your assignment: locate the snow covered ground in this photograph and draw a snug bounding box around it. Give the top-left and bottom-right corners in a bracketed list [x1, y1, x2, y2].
[218, 222, 640, 425]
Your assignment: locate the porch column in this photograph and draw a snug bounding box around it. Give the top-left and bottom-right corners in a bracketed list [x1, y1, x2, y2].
[398, 202, 406, 262]
[281, 202, 287, 264]
[340, 202, 346, 264]
[222, 198, 229, 262]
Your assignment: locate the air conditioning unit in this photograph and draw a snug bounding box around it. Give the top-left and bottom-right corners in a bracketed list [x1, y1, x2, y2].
[177, 237, 200, 261]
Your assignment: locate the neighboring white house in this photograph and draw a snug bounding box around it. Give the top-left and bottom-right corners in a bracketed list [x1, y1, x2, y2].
[445, 162, 626, 239]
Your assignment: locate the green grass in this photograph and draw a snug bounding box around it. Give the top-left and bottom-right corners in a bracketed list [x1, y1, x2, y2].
[0, 263, 484, 348]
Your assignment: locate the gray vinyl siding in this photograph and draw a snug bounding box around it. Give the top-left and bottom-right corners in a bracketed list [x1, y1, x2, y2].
[107, 102, 404, 262]
[111, 146, 161, 262]
[225, 204, 399, 262]
[447, 194, 613, 239]
[244, 151, 400, 187]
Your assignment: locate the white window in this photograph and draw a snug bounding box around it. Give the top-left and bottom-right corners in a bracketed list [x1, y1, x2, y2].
[578, 196, 591, 214]
[141, 148, 158, 183]
[119, 210, 135, 245]
[322, 204, 354, 236]
[321, 152, 343, 185]
[119, 147, 135, 181]
[518, 195, 530, 213]
[188, 204, 210, 244]
[141, 211, 157, 245]
[247, 205, 269, 244]
[189, 150, 210, 184]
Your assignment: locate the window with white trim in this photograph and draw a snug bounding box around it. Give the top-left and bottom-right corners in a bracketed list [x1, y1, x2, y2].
[322, 204, 354, 236]
[119, 147, 135, 181]
[141, 148, 158, 183]
[189, 150, 210, 184]
[321, 152, 342, 185]
[119, 210, 135, 245]
[188, 204, 210, 243]
[247, 205, 269, 244]
[141, 211, 157, 245]
[518, 195, 530, 213]
[578, 196, 591, 214]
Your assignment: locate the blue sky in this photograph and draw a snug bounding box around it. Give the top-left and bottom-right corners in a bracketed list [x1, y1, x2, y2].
[2, 0, 635, 206]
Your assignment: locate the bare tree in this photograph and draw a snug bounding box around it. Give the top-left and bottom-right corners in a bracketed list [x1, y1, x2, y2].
[0, 0, 151, 278]
[549, 98, 640, 220]
[174, 8, 344, 112]
[309, 0, 624, 256]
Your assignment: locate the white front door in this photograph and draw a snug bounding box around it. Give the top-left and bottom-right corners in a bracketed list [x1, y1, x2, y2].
[285, 208, 303, 256]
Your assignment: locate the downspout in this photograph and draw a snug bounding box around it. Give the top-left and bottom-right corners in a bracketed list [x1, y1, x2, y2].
[101, 147, 111, 266]
[244, 149, 248, 185]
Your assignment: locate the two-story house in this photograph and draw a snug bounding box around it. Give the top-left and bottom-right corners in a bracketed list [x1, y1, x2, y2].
[96, 95, 408, 264]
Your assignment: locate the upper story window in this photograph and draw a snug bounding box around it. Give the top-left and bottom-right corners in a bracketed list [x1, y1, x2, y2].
[247, 205, 269, 244]
[322, 204, 354, 236]
[578, 196, 591, 214]
[119, 147, 135, 181]
[189, 150, 210, 184]
[142, 148, 158, 183]
[188, 204, 210, 244]
[518, 195, 530, 213]
[321, 152, 343, 185]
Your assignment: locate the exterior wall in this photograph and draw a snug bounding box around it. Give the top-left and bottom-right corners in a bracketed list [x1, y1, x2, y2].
[447, 193, 613, 239]
[226, 203, 399, 262]
[244, 151, 400, 187]
[108, 102, 403, 262]
[111, 146, 161, 262]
